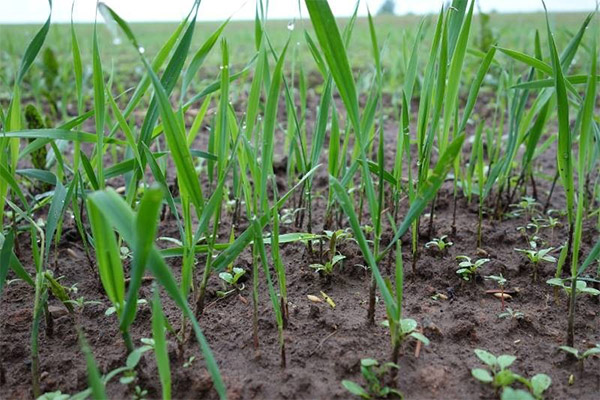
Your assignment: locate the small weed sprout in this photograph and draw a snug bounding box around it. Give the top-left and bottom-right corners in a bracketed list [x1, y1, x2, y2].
[546, 278, 600, 298]
[471, 349, 551, 399]
[509, 196, 540, 219]
[311, 229, 347, 276]
[498, 308, 524, 321]
[64, 296, 103, 312]
[342, 358, 401, 399]
[515, 242, 556, 281]
[471, 349, 518, 391]
[559, 344, 600, 371]
[534, 214, 562, 241]
[381, 318, 430, 347]
[37, 391, 69, 400]
[456, 256, 490, 281]
[425, 235, 453, 252]
[217, 267, 246, 298]
[280, 207, 303, 225]
[485, 274, 507, 309]
[310, 254, 346, 275]
[105, 299, 147, 317]
[133, 385, 148, 400]
[183, 356, 196, 368]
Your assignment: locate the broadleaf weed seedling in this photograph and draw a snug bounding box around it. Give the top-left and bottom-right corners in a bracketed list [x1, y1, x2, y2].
[498, 308, 524, 322]
[342, 358, 402, 399]
[425, 235, 453, 253]
[485, 274, 507, 310]
[217, 267, 247, 298]
[515, 242, 556, 281]
[509, 196, 540, 220]
[546, 278, 600, 298]
[456, 256, 490, 281]
[310, 254, 346, 276]
[558, 344, 600, 372]
[471, 349, 551, 399]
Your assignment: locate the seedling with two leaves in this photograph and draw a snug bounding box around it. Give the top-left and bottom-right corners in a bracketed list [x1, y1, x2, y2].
[546, 278, 600, 298]
[425, 235, 453, 253]
[381, 318, 430, 348]
[342, 358, 402, 399]
[558, 344, 600, 371]
[485, 274, 508, 309]
[456, 256, 490, 281]
[217, 267, 247, 298]
[498, 308, 524, 321]
[310, 229, 347, 276]
[310, 254, 346, 276]
[515, 242, 556, 281]
[509, 196, 540, 220]
[471, 349, 551, 399]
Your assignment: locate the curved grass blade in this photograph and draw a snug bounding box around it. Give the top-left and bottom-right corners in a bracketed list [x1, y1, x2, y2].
[0, 232, 15, 298]
[330, 176, 397, 318]
[87, 189, 226, 398]
[120, 186, 163, 333]
[92, 8, 106, 189]
[78, 329, 107, 400]
[380, 134, 466, 260]
[87, 199, 125, 309]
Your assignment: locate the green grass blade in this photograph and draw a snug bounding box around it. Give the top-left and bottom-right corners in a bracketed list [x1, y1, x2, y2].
[87, 199, 125, 309]
[92, 10, 105, 189]
[380, 134, 466, 260]
[458, 46, 496, 134]
[441, 0, 474, 149]
[260, 40, 289, 213]
[212, 165, 320, 272]
[304, 0, 358, 133]
[305, 0, 378, 227]
[86, 189, 226, 398]
[2, 129, 124, 145]
[78, 329, 107, 400]
[16, 0, 52, 84]
[447, 0, 468, 57]
[120, 186, 163, 332]
[330, 176, 397, 318]
[152, 286, 172, 400]
[0, 232, 15, 298]
[181, 19, 229, 100]
[43, 180, 73, 267]
[545, 7, 574, 224]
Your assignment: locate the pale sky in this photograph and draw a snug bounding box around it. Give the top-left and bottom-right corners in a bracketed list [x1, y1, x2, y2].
[0, 0, 597, 24]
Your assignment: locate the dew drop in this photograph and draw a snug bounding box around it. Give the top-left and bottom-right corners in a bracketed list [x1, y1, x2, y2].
[287, 21, 295, 31]
[138, 46, 145, 54]
[112, 37, 122, 45]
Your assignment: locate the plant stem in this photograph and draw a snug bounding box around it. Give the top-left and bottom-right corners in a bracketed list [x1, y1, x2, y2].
[566, 276, 577, 347]
[252, 245, 259, 350]
[477, 201, 483, 248]
[122, 331, 134, 353]
[31, 274, 44, 399]
[367, 273, 376, 325]
[428, 195, 436, 239]
[544, 171, 559, 213]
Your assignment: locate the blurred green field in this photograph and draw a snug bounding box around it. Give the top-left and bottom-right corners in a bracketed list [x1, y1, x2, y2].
[0, 12, 593, 104]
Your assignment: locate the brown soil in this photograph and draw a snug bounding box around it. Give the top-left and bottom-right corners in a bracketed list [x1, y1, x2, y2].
[1, 94, 599, 400]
